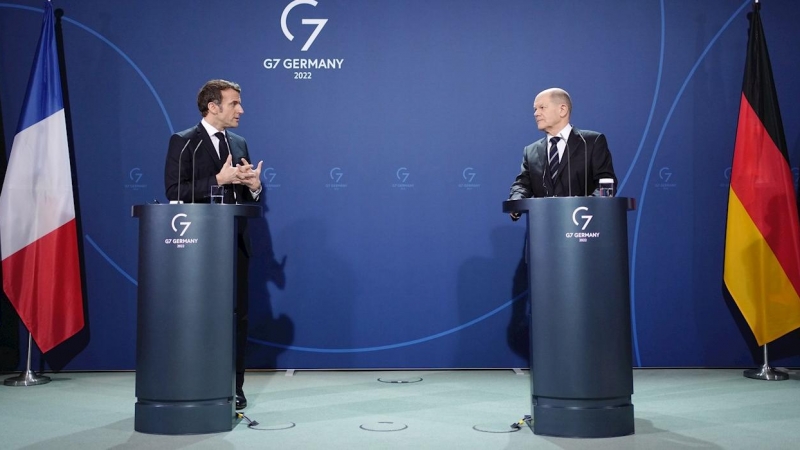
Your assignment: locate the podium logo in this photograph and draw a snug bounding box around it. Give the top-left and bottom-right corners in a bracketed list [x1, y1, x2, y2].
[567, 206, 600, 242]
[572, 206, 593, 230]
[171, 213, 191, 237]
[565, 206, 600, 242]
[282, 0, 328, 51]
[166, 214, 199, 248]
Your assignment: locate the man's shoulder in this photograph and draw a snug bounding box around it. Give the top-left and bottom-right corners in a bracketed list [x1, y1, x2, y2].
[174, 124, 201, 139]
[525, 136, 546, 152]
[226, 130, 247, 143]
[573, 128, 603, 139]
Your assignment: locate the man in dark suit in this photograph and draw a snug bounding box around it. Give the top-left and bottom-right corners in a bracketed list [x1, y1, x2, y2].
[164, 79, 263, 410]
[509, 88, 616, 220]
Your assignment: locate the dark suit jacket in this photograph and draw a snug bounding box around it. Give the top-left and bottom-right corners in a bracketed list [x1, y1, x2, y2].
[509, 127, 616, 199]
[164, 122, 260, 255]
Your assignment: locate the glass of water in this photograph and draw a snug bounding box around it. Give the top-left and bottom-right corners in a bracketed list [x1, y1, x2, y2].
[598, 178, 614, 197]
[210, 185, 226, 204]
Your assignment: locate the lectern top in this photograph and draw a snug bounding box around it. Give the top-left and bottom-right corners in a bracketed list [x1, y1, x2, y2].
[132, 203, 262, 219]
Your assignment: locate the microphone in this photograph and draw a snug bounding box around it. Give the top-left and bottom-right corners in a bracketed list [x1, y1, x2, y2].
[558, 132, 572, 197]
[190, 140, 203, 203]
[542, 140, 553, 197]
[579, 132, 589, 195]
[171, 140, 192, 204]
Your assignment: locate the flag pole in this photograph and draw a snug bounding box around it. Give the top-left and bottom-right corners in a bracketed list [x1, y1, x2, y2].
[743, 344, 788, 381]
[3, 332, 51, 386]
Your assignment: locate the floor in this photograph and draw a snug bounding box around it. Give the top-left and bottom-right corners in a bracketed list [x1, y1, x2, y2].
[1, 368, 799, 449]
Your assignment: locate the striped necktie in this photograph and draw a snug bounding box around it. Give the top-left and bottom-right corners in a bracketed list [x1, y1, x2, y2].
[548, 136, 561, 181]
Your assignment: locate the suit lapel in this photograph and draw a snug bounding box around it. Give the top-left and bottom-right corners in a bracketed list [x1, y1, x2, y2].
[535, 137, 556, 194]
[228, 133, 246, 165]
[566, 128, 582, 165]
[196, 123, 225, 171]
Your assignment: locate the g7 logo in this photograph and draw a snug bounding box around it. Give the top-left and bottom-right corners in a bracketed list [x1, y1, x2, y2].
[171, 213, 191, 237]
[572, 206, 592, 231]
[129, 168, 142, 183]
[659, 167, 673, 183]
[396, 167, 410, 183]
[330, 167, 343, 183]
[462, 167, 476, 183]
[281, 0, 328, 51]
[262, 167, 277, 183]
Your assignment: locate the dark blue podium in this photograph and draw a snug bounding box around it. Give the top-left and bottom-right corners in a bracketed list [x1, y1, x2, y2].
[132, 203, 261, 435]
[503, 197, 635, 438]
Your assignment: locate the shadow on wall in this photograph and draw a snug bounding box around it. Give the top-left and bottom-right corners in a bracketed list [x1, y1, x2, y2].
[455, 225, 529, 367]
[246, 201, 292, 370]
[508, 232, 530, 364]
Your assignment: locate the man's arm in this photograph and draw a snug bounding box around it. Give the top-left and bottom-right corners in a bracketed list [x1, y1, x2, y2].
[589, 133, 616, 194]
[509, 151, 533, 201]
[509, 148, 533, 220]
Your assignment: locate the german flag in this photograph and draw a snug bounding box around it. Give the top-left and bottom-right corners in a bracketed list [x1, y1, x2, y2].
[724, 2, 800, 346]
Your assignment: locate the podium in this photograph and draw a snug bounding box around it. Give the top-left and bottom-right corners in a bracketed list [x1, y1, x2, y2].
[132, 203, 261, 435]
[503, 197, 635, 438]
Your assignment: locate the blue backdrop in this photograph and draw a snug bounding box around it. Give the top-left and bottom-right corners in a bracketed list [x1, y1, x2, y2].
[1, 0, 799, 370]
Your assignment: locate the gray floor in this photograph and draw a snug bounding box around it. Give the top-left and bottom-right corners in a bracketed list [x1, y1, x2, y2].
[1, 368, 799, 449]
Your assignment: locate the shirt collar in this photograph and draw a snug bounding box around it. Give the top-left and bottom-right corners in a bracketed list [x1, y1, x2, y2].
[201, 118, 224, 138]
[548, 124, 573, 142]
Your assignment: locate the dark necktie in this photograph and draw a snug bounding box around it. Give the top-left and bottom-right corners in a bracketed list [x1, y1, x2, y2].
[214, 131, 236, 204]
[548, 136, 561, 181]
[215, 132, 230, 162]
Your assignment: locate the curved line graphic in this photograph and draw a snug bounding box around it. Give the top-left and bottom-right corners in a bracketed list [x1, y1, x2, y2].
[84, 235, 138, 286]
[0, 3, 173, 134]
[626, 0, 666, 368]
[249, 291, 528, 353]
[618, 0, 665, 195]
[629, 0, 751, 366]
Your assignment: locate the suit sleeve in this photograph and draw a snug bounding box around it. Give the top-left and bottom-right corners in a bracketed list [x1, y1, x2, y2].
[589, 133, 617, 189]
[509, 147, 533, 200]
[236, 139, 261, 203]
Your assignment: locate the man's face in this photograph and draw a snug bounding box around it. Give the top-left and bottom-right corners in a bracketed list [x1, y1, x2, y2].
[209, 88, 244, 130]
[533, 93, 565, 135]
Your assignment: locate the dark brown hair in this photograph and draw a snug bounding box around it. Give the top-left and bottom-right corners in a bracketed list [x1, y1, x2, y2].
[197, 79, 241, 116]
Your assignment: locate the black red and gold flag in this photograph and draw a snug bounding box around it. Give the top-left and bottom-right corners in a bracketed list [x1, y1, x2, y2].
[724, 2, 800, 346]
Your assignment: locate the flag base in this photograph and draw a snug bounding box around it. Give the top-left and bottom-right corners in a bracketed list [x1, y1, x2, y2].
[4, 369, 51, 386]
[744, 366, 789, 381]
[743, 344, 790, 381]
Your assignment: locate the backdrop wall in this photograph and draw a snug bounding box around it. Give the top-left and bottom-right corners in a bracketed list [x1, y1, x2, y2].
[1, 0, 799, 370]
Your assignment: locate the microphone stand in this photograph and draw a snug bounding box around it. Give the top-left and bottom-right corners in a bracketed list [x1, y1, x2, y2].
[190, 140, 202, 204]
[172, 140, 191, 204]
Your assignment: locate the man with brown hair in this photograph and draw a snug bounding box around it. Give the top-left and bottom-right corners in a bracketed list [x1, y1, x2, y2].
[164, 79, 263, 409]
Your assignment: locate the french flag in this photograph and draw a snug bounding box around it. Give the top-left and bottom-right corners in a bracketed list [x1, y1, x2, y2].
[0, 1, 84, 354]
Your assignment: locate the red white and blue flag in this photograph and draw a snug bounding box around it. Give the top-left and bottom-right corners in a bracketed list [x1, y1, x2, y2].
[0, 1, 84, 353]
